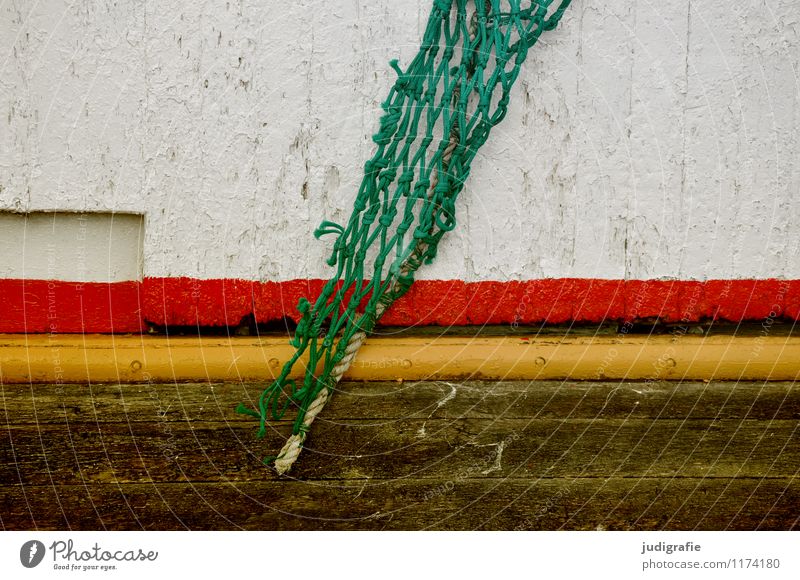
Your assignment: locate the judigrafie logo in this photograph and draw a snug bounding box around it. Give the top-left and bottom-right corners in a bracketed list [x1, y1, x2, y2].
[20, 540, 46, 568]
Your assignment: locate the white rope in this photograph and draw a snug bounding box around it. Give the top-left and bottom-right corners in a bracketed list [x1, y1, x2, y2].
[273, 174, 439, 474]
[273, 325, 370, 474]
[273, 10, 480, 474]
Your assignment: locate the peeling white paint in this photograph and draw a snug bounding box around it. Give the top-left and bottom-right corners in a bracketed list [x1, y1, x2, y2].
[1, 1, 798, 281]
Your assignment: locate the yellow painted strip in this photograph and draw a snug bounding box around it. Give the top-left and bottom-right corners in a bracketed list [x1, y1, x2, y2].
[0, 333, 798, 383]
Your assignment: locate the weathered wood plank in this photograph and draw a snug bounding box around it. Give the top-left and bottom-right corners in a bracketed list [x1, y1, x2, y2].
[2, 419, 797, 484]
[1, 478, 796, 531]
[3, 381, 798, 424]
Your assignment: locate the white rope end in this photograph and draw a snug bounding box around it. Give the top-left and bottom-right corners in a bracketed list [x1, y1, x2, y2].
[274, 433, 305, 475]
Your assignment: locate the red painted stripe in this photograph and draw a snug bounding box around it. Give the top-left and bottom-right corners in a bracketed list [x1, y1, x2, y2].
[0, 278, 797, 333]
[0, 279, 143, 333]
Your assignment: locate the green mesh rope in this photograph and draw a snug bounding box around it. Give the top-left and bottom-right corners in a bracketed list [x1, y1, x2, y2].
[237, 0, 572, 472]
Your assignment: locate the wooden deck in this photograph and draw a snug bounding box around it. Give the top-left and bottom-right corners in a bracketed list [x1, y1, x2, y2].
[2, 380, 798, 530]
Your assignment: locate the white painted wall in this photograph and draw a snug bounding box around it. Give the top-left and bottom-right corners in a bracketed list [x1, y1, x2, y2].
[1, 1, 798, 282]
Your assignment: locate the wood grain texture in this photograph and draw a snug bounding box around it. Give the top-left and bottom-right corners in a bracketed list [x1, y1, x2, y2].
[4, 419, 799, 485]
[3, 380, 799, 423]
[1, 380, 798, 530]
[2, 479, 797, 531]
